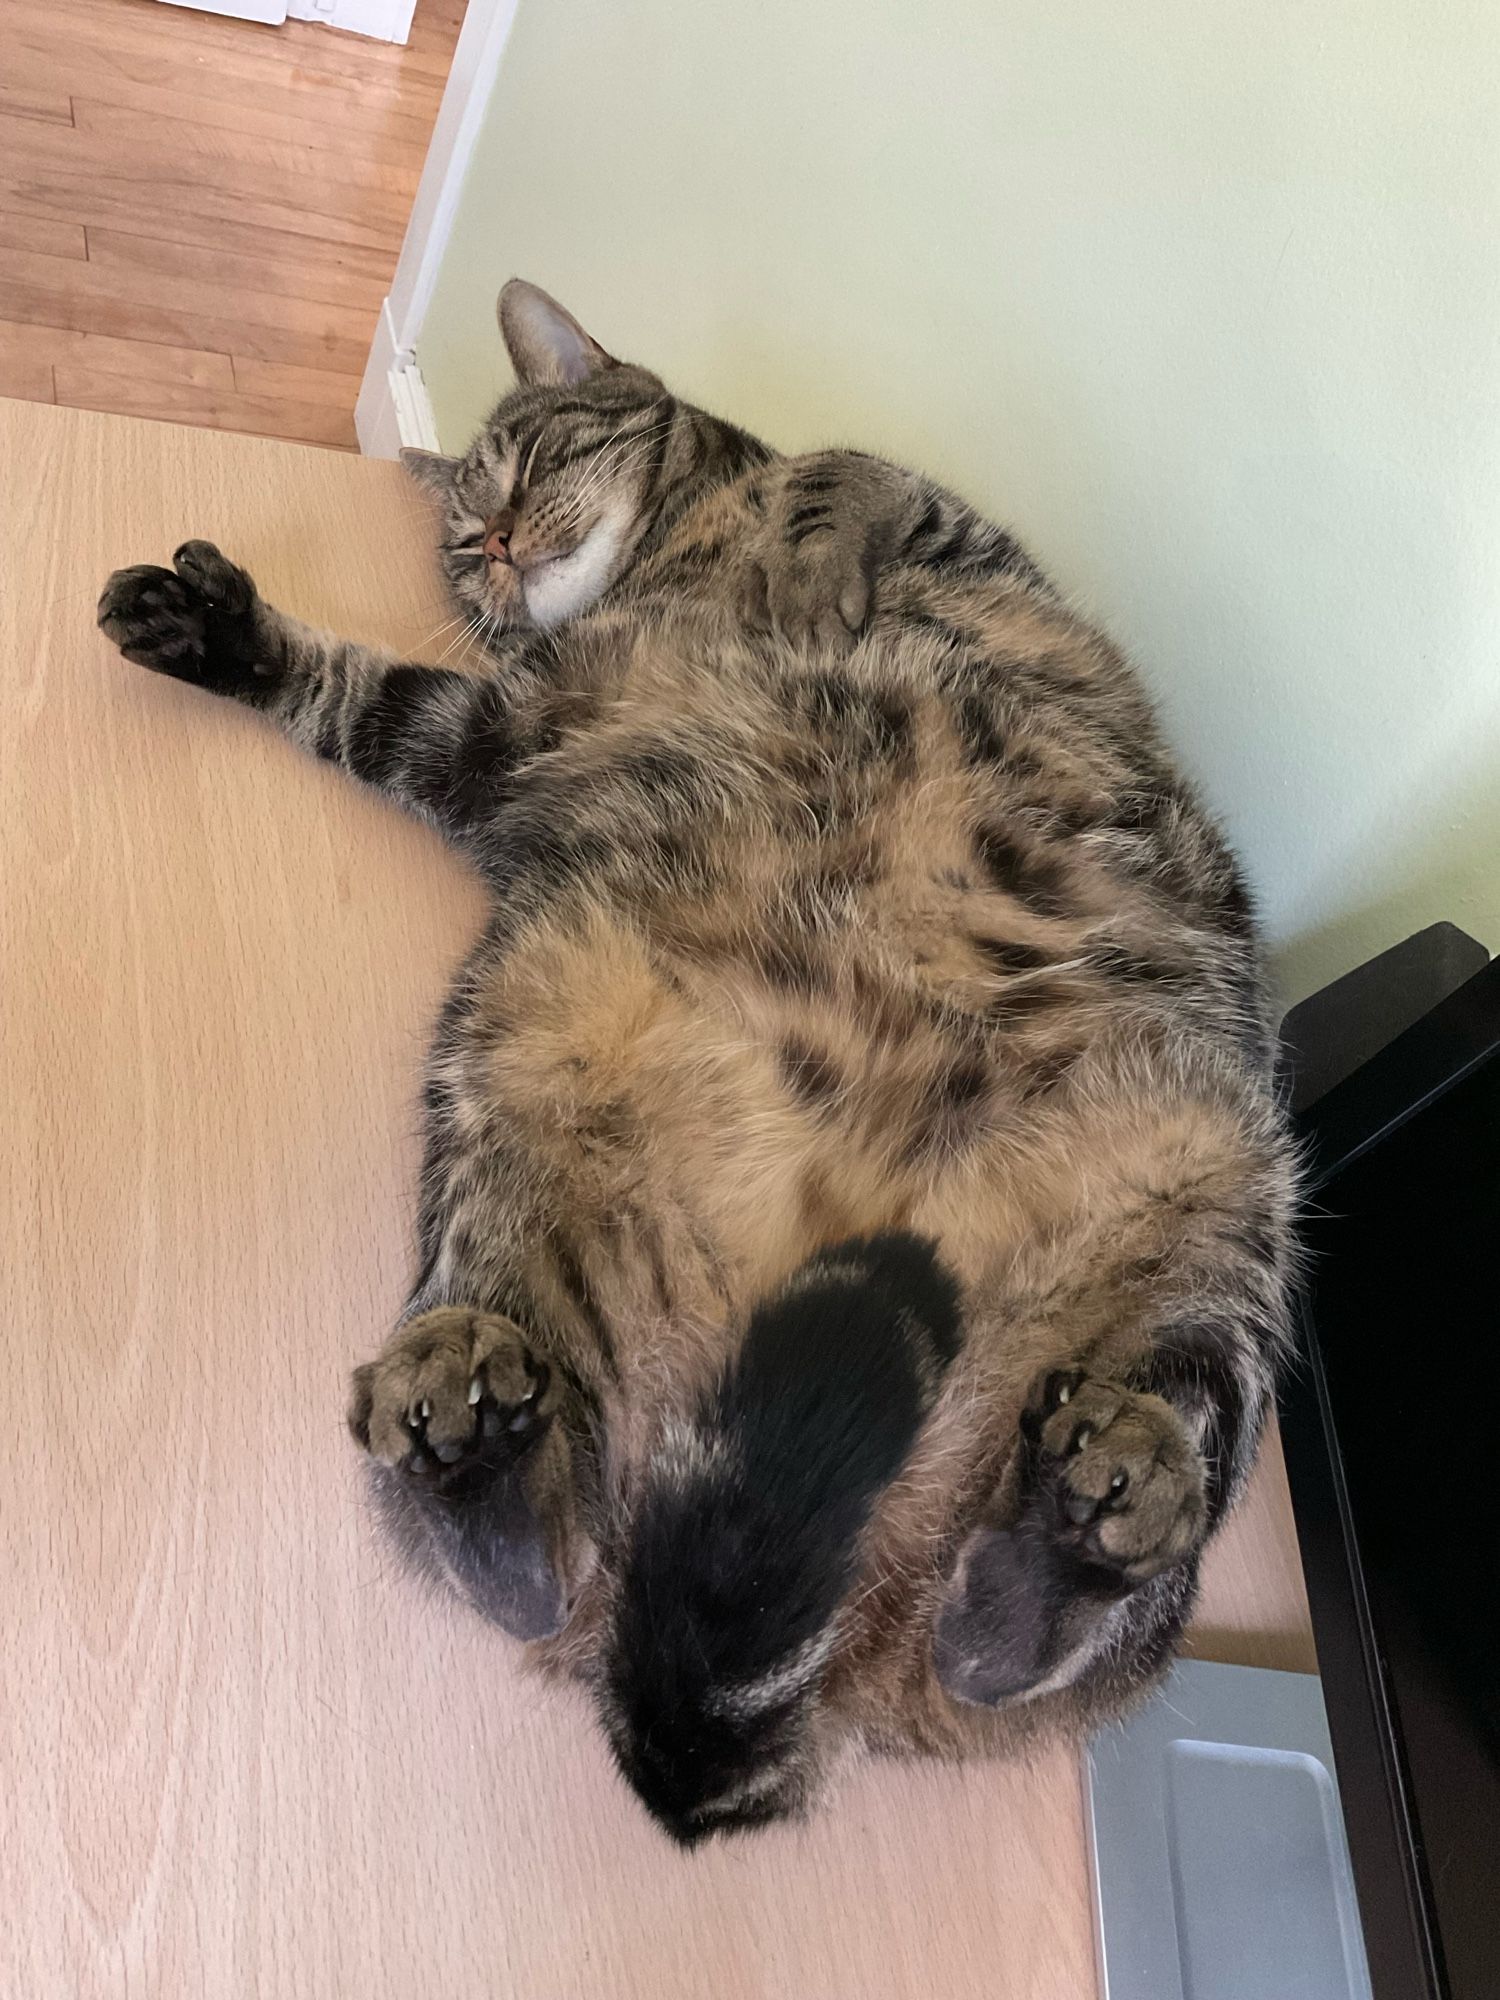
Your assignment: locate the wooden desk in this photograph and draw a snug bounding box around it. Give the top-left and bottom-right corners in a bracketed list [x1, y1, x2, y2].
[0, 399, 1315, 2000]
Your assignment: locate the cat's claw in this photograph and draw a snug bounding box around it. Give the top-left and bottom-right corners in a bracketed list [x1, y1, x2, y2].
[349, 1307, 557, 1477]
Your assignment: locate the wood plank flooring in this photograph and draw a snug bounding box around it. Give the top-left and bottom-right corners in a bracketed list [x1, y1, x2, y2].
[0, 0, 465, 449]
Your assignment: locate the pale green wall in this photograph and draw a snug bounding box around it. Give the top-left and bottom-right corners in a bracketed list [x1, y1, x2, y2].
[417, 0, 1500, 1003]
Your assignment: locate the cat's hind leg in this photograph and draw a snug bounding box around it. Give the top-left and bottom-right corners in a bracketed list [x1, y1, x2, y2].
[932, 1365, 1208, 1710]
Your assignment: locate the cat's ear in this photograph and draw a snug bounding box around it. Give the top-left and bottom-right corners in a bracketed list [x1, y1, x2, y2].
[498, 278, 617, 388]
[399, 447, 459, 496]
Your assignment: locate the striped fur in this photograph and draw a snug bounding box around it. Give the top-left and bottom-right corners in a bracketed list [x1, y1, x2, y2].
[98, 280, 1297, 1844]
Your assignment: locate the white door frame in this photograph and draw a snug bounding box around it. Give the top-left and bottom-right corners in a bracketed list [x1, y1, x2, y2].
[356, 0, 522, 454]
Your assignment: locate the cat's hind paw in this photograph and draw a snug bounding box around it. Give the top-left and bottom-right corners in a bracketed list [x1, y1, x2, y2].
[348, 1307, 557, 1481]
[1020, 1369, 1206, 1583]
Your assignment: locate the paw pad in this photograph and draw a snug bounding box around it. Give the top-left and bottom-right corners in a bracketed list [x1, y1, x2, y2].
[349, 1309, 555, 1475]
[1019, 1366, 1206, 1580]
[98, 542, 260, 690]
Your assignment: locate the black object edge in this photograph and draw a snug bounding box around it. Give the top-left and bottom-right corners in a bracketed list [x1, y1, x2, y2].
[1279, 1304, 1446, 1999]
[1281, 950, 1500, 2000]
[1294, 954, 1500, 1190]
[1279, 922, 1488, 1114]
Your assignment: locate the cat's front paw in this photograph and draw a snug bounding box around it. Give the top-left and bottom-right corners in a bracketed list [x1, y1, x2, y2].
[1020, 1369, 1206, 1583]
[98, 540, 266, 693]
[738, 536, 874, 651]
[348, 1307, 558, 1481]
[738, 465, 877, 650]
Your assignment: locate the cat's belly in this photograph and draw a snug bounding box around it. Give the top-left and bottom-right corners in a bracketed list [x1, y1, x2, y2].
[454, 623, 1263, 1341]
[456, 870, 1229, 1332]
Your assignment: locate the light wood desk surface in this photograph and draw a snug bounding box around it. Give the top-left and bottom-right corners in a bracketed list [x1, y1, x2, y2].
[0, 398, 1315, 2000]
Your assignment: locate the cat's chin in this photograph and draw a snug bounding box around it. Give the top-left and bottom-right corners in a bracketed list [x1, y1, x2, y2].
[522, 514, 627, 628]
[474, 576, 527, 628]
[474, 558, 591, 634]
[455, 580, 536, 644]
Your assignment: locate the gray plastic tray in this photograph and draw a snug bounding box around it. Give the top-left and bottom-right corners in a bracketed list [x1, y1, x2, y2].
[1084, 1658, 1373, 2000]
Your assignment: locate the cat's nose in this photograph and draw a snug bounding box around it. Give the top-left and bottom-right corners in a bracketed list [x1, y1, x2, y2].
[484, 510, 518, 564]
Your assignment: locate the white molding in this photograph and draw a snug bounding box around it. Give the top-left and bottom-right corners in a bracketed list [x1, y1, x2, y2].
[355, 0, 522, 450]
[355, 301, 403, 458]
[391, 354, 440, 451]
[287, 0, 416, 41]
[355, 301, 440, 455]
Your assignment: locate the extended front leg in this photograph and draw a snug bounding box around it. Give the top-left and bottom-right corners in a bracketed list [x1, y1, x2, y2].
[98, 540, 533, 847]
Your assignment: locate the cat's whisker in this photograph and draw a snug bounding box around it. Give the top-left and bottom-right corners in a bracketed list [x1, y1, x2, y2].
[581, 417, 676, 501]
[575, 417, 673, 493]
[410, 611, 469, 655]
[465, 621, 505, 668]
[565, 417, 676, 520]
[547, 416, 644, 525]
[434, 614, 485, 667]
[565, 412, 669, 503]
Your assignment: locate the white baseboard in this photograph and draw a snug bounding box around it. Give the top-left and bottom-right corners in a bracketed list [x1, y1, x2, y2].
[355, 300, 403, 457]
[390, 355, 440, 451]
[356, 298, 440, 457]
[287, 0, 416, 42]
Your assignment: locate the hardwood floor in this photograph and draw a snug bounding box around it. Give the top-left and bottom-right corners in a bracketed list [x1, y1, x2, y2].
[0, 0, 465, 450]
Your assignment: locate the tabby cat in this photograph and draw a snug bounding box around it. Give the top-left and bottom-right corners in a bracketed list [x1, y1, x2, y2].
[97, 280, 1295, 1846]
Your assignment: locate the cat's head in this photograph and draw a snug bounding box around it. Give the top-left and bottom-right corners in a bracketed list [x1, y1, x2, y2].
[404, 279, 761, 634]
